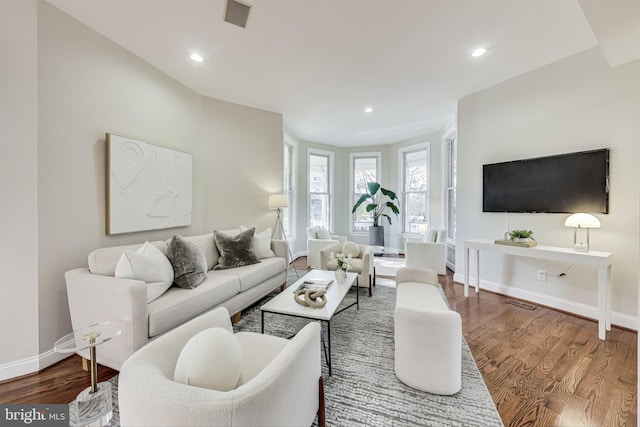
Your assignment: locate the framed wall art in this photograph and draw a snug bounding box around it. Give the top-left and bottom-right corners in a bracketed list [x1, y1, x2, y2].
[106, 133, 192, 235]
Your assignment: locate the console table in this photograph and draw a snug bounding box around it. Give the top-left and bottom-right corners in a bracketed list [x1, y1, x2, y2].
[463, 238, 612, 340]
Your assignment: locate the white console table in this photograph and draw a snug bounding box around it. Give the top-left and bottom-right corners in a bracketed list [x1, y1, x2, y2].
[464, 238, 612, 340]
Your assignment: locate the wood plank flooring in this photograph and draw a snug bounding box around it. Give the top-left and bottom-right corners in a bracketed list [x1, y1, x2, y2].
[1, 257, 636, 427]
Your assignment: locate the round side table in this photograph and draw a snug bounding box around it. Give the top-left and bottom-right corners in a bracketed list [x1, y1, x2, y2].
[55, 321, 125, 427]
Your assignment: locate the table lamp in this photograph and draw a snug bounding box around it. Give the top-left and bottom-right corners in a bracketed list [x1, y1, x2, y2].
[564, 213, 600, 252]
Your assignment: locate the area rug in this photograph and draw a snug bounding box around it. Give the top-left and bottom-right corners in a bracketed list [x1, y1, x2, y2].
[96, 271, 503, 426]
[373, 256, 406, 277]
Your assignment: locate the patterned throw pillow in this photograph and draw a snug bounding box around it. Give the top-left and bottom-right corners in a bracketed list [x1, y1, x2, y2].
[165, 235, 208, 289]
[213, 228, 260, 270]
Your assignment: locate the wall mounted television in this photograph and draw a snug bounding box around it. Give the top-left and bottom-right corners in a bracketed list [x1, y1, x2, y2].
[483, 148, 609, 214]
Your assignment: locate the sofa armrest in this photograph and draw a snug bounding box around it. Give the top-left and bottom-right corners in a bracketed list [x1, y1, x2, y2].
[65, 268, 149, 370]
[359, 245, 374, 275]
[270, 239, 288, 261]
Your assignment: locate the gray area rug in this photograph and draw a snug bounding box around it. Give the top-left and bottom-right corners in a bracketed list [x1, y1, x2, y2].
[98, 269, 503, 426]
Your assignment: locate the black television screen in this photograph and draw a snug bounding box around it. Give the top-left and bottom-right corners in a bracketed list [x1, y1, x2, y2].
[483, 149, 609, 213]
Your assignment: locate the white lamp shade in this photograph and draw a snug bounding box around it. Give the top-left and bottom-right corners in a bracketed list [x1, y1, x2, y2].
[564, 213, 600, 228]
[268, 193, 288, 209]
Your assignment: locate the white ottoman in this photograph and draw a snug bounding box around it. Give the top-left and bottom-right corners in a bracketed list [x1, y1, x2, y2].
[394, 267, 462, 395]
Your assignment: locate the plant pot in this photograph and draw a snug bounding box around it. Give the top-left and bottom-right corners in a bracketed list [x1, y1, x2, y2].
[513, 238, 532, 243]
[369, 226, 384, 247]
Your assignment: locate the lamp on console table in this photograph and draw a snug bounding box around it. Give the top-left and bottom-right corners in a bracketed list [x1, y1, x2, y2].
[269, 193, 298, 278]
[564, 213, 600, 252]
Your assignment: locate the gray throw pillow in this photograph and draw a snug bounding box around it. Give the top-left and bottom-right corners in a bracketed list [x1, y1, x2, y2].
[165, 235, 208, 289]
[213, 228, 260, 270]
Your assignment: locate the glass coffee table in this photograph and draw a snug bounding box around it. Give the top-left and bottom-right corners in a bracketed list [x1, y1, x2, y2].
[55, 321, 125, 427]
[261, 269, 359, 375]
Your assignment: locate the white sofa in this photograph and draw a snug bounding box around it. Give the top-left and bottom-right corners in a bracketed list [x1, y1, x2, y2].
[306, 226, 347, 269]
[404, 227, 447, 275]
[394, 267, 462, 395]
[119, 307, 324, 427]
[65, 231, 288, 370]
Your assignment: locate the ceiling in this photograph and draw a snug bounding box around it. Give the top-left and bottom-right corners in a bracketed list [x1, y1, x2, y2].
[43, 1, 636, 147]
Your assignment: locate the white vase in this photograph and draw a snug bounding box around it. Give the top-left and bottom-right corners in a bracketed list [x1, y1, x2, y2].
[335, 269, 347, 284]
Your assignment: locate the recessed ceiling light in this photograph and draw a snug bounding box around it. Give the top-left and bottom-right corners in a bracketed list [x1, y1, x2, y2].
[190, 53, 204, 63]
[365, 107, 373, 113]
[471, 47, 487, 58]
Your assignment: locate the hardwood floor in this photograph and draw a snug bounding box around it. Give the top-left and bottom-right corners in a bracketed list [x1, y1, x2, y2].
[1, 257, 636, 427]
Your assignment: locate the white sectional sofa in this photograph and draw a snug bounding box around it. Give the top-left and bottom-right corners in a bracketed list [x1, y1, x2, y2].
[64, 230, 288, 370]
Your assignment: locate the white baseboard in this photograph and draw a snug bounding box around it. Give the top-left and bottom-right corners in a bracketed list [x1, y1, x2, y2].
[0, 348, 72, 382]
[452, 272, 638, 331]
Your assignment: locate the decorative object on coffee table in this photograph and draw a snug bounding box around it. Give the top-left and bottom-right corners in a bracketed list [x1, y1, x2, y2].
[352, 182, 399, 247]
[331, 252, 352, 284]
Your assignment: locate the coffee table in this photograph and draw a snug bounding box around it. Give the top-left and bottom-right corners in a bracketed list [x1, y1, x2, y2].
[261, 269, 359, 375]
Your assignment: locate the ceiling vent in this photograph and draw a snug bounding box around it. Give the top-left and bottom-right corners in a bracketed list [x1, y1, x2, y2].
[224, 0, 251, 29]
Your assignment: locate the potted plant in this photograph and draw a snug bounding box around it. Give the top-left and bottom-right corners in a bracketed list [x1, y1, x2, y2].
[352, 182, 400, 247]
[507, 229, 535, 243]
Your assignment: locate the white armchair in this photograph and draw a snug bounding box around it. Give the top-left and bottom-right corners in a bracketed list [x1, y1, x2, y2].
[320, 242, 374, 296]
[404, 227, 447, 275]
[119, 307, 325, 427]
[306, 226, 347, 269]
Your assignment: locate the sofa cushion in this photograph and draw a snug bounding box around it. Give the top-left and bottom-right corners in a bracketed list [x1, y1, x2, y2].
[213, 228, 260, 270]
[240, 226, 275, 259]
[178, 233, 218, 271]
[342, 241, 361, 258]
[147, 273, 240, 337]
[114, 242, 174, 303]
[165, 235, 208, 289]
[212, 257, 286, 292]
[174, 327, 242, 392]
[316, 226, 331, 239]
[88, 241, 167, 276]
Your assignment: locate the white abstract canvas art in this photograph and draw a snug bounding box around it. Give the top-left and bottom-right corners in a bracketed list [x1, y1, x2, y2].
[106, 133, 192, 235]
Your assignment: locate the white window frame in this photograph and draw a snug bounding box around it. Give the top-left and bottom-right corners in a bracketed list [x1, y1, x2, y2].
[307, 148, 335, 231]
[444, 130, 457, 243]
[349, 152, 382, 234]
[398, 142, 430, 234]
[283, 135, 296, 240]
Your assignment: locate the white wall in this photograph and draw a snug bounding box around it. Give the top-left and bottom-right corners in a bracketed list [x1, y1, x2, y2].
[0, 1, 284, 380]
[455, 47, 640, 327]
[0, 0, 40, 376]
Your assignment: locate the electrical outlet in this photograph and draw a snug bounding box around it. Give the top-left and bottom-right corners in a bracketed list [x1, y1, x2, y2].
[537, 270, 547, 281]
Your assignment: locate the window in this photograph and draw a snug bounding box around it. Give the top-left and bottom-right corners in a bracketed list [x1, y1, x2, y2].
[308, 149, 334, 230]
[282, 137, 295, 237]
[445, 133, 457, 240]
[399, 143, 429, 233]
[350, 152, 381, 233]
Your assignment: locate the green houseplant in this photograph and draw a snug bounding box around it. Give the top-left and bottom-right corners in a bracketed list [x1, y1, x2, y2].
[352, 182, 400, 246]
[507, 229, 535, 242]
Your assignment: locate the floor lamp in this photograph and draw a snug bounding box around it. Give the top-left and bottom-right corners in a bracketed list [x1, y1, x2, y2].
[269, 193, 298, 279]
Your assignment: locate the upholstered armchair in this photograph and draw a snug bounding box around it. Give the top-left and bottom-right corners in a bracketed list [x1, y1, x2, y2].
[320, 241, 374, 296]
[306, 226, 347, 269]
[404, 227, 447, 275]
[119, 307, 325, 427]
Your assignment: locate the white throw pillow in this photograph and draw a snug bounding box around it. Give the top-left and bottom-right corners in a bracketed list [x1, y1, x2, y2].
[342, 241, 360, 258]
[306, 226, 319, 239]
[115, 242, 174, 303]
[174, 327, 242, 392]
[240, 226, 275, 259]
[316, 226, 332, 239]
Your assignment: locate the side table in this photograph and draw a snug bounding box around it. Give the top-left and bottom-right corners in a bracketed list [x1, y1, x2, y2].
[55, 321, 125, 426]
